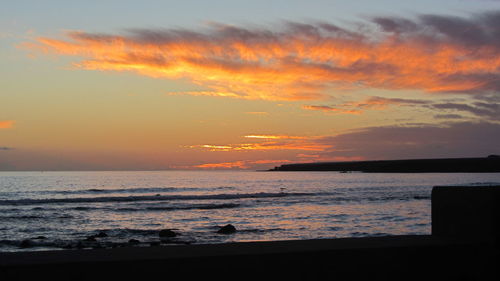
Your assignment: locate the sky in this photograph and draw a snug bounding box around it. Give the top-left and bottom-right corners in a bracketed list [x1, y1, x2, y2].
[1, 0, 500, 170]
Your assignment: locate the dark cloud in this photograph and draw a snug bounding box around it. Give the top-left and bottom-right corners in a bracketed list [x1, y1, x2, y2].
[0, 147, 13, 150]
[430, 100, 500, 121]
[303, 96, 431, 114]
[372, 17, 418, 33]
[319, 122, 500, 160]
[359, 96, 430, 106]
[419, 14, 489, 46]
[434, 114, 464, 119]
[432, 103, 479, 111]
[374, 11, 500, 48]
[305, 94, 500, 121]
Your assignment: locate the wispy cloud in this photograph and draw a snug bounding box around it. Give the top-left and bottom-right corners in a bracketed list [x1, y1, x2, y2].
[245, 111, 269, 115]
[24, 11, 500, 101]
[188, 142, 327, 152]
[351, 96, 431, 109]
[304, 95, 500, 120]
[188, 134, 329, 152]
[434, 114, 464, 119]
[302, 105, 362, 114]
[0, 120, 14, 129]
[303, 96, 430, 114]
[429, 100, 500, 121]
[194, 161, 248, 169]
[193, 159, 293, 169]
[244, 135, 306, 140]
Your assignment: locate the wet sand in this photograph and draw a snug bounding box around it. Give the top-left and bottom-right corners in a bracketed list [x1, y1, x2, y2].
[1, 235, 496, 280]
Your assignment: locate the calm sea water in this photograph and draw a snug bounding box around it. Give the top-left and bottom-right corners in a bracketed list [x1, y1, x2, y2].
[1, 171, 499, 252]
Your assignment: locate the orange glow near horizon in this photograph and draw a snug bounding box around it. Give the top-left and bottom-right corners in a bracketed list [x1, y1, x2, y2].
[192, 156, 367, 170]
[194, 159, 294, 169]
[189, 142, 328, 152]
[188, 134, 330, 152]
[195, 161, 248, 169]
[244, 135, 307, 140]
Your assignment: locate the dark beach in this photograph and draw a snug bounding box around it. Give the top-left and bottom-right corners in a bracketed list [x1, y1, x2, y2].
[1, 235, 495, 280]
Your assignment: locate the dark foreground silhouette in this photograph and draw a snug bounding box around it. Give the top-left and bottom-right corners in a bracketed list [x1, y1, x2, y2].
[270, 156, 500, 172]
[1, 186, 498, 281]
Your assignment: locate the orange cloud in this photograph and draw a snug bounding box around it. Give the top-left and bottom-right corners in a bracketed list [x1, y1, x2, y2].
[190, 142, 327, 152]
[244, 135, 307, 140]
[189, 134, 329, 152]
[302, 105, 362, 114]
[0, 120, 14, 129]
[194, 159, 293, 170]
[23, 12, 500, 101]
[195, 161, 248, 169]
[195, 145, 234, 151]
[352, 96, 429, 109]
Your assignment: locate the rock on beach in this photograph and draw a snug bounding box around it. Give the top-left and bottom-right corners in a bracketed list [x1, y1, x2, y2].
[217, 224, 237, 234]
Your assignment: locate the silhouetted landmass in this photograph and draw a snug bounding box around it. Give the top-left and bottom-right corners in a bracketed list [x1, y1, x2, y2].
[270, 156, 500, 172]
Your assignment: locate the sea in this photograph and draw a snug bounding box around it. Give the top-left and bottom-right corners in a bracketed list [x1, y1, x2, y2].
[1, 171, 499, 252]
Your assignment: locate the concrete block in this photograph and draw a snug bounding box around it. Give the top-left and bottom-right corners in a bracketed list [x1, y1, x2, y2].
[432, 186, 499, 241]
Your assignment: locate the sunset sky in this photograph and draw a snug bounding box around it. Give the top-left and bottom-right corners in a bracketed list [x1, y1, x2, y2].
[2, 0, 500, 170]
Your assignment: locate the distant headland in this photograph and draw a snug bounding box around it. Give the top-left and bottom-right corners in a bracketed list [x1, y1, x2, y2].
[269, 155, 500, 172]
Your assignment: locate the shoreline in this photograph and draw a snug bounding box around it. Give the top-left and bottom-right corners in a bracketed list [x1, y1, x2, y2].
[1, 235, 495, 280]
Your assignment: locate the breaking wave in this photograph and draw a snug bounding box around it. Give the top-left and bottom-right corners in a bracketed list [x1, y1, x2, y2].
[0, 192, 314, 206]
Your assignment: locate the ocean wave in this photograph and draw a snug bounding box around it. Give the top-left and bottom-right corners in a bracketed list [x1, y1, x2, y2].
[103, 228, 161, 236]
[465, 182, 500, 186]
[0, 214, 73, 220]
[145, 203, 240, 211]
[0, 192, 314, 206]
[0, 191, 430, 207]
[111, 203, 241, 212]
[38, 186, 237, 195]
[0, 215, 45, 219]
[20, 203, 241, 212]
[365, 195, 430, 201]
[236, 228, 283, 233]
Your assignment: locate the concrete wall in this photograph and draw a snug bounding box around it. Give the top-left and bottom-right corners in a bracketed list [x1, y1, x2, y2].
[432, 186, 499, 242]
